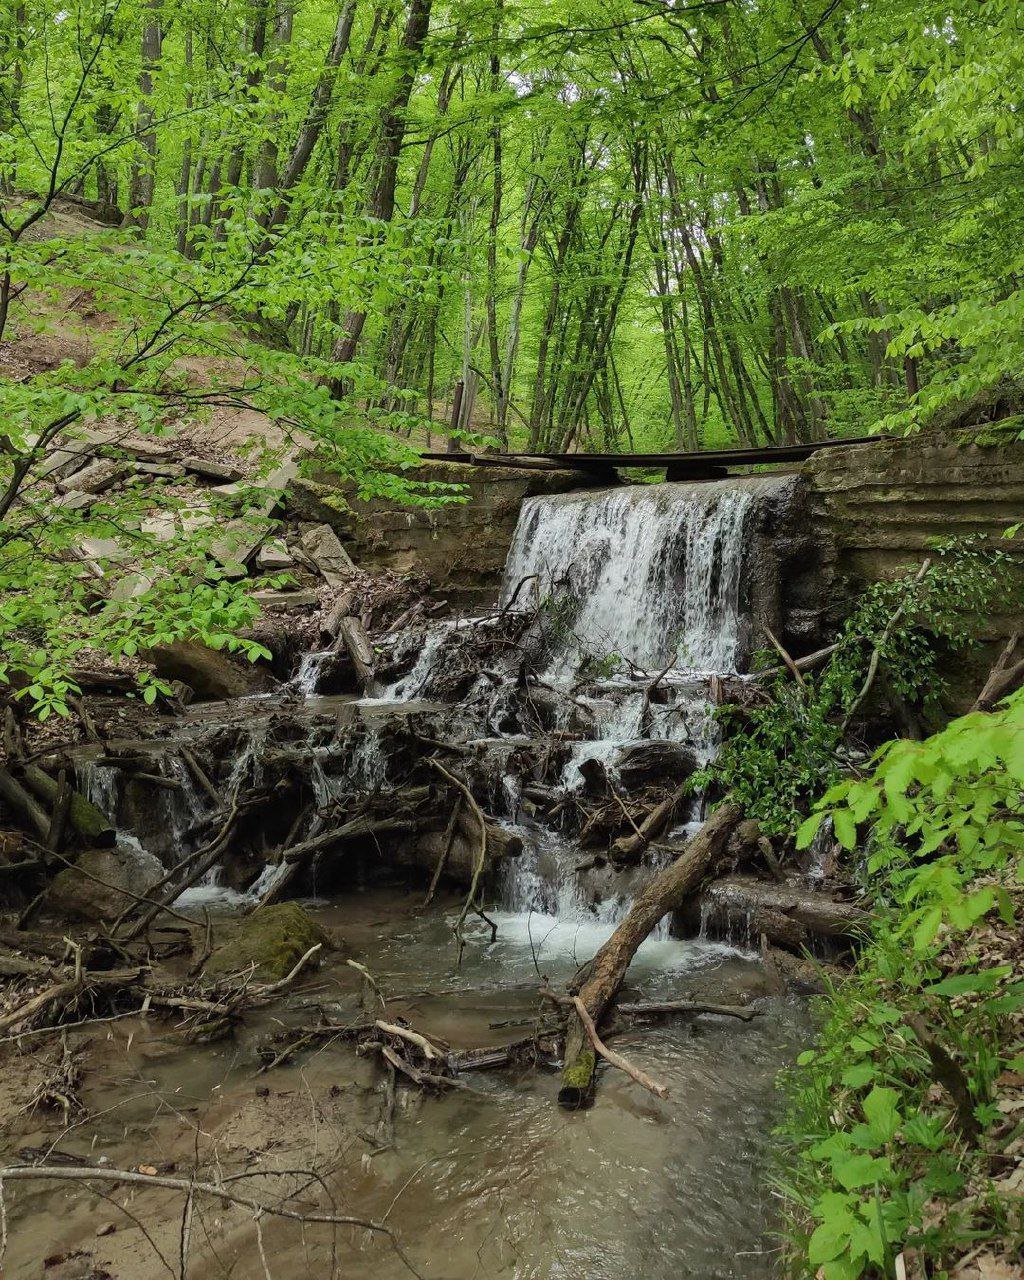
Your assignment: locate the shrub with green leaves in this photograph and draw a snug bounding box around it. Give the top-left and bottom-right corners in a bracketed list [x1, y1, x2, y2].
[705, 539, 1014, 836]
[779, 691, 1024, 1279]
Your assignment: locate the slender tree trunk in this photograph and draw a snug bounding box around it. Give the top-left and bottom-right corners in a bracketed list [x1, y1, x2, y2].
[123, 0, 163, 232]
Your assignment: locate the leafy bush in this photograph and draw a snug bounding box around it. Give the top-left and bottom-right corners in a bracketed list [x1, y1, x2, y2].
[779, 690, 1024, 1278]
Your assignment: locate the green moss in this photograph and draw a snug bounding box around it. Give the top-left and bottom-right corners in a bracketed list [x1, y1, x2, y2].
[560, 1048, 596, 1091]
[206, 902, 330, 982]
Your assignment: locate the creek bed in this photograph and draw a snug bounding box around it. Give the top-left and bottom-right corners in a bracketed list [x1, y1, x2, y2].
[1, 887, 809, 1279]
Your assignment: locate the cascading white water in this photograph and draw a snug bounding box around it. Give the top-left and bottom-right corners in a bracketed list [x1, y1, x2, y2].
[502, 481, 756, 680]
[477, 479, 768, 933]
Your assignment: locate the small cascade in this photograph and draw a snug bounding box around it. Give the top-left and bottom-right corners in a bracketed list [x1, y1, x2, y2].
[294, 648, 332, 696]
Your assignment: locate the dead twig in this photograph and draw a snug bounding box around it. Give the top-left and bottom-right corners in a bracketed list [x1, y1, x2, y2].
[571, 996, 669, 1100]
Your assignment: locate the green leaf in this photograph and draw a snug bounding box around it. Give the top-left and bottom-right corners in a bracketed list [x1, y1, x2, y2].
[833, 808, 857, 850]
[862, 1086, 901, 1144]
[831, 1152, 892, 1190]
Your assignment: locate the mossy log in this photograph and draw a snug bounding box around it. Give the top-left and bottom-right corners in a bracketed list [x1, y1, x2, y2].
[684, 875, 869, 951]
[21, 765, 116, 847]
[559, 802, 742, 1109]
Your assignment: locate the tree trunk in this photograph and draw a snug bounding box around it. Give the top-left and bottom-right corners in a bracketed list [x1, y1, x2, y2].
[123, 0, 163, 231]
[559, 803, 741, 1108]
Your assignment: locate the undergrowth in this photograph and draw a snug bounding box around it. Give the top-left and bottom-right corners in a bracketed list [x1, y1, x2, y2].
[777, 692, 1024, 1278]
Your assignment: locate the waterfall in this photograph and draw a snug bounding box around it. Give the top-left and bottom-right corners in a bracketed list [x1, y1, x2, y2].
[486, 479, 771, 931]
[502, 481, 756, 680]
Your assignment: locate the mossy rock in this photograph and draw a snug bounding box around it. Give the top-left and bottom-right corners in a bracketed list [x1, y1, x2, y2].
[206, 902, 331, 982]
[49, 844, 165, 922]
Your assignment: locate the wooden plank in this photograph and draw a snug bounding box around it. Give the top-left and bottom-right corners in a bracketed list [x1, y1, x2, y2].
[420, 434, 887, 473]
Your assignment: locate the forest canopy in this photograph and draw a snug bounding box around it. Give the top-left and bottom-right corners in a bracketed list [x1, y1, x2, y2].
[1, 0, 1022, 455]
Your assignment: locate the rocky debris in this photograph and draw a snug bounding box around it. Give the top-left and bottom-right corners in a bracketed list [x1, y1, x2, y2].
[253, 588, 320, 611]
[141, 514, 176, 542]
[48, 843, 165, 921]
[110, 572, 155, 600]
[55, 489, 99, 511]
[283, 476, 352, 536]
[183, 457, 243, 483]
[59, 458, 128, 495]
[257, 539, 293, 570]
[205, 902, 331, 981]
[136, 461, 185, 479]
[145, 640, 278, 701]
[300, 524, 356, 588]
[78, 537, 129, 562]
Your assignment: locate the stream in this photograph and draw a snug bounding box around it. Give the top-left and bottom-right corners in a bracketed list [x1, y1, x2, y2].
[6, 477, 815, 1278]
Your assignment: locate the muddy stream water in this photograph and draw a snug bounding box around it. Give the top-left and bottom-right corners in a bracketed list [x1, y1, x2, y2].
[3, 478, 815, 1278]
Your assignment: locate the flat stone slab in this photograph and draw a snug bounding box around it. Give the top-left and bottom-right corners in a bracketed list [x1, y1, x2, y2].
[79, 537, 130, 562]
[253, 588, 320, 610]
[55, 489, 98, 511]
[141, 514, 177, 542]
[61, 458, 127, 494]
[136, 461, 185, 478]
[258, 538, 294, 569]
[184, 457, 244, 483]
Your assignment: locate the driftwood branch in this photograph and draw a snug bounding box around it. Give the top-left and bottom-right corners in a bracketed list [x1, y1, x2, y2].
[571, 995, 669, 1099]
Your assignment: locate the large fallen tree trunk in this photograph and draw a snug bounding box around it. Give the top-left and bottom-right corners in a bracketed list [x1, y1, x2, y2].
[0, 768, 51, 840]
[683, 875, 869, 952]
[559, 801, 742, 1108]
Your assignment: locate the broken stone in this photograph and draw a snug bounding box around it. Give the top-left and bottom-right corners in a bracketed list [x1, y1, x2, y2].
[110, 572, 155, 600]
[60, 457, 127, 494]
[135, 461, 185, 478]
[301, 523, 356, 588]
[55, 489, 98, 511]
[36, 428, 113, 480]
[183, 457, 244, 483]
[254, 588, 320, 610]
[79, 537, 129, 562]
[257, 538, 294, 569]
[141, 514, 177, 543]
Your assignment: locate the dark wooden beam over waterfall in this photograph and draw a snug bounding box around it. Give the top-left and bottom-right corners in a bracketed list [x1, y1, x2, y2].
[421, 434, 887, 483]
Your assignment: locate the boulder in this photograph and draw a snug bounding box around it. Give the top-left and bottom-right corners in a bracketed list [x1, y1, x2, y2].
[300, 524, 356, 588]
[205, 902, 331, 982]
[144, 640, 278, 701]
[285, 477, 353, 537]
[257, 538, 293, 570]
[48, 843, 164, 922]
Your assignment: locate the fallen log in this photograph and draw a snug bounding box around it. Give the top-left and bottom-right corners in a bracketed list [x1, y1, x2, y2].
[282, 814, 426, 865]
[337, 616, 376, 691]
[21, 765, 116, 847]
[0, 768, 51, 840]
[684, 875, 869, 951]
[572, 995, 668, 1099]
[559, 802, 742, 1108]
[609, 780, 690, 863]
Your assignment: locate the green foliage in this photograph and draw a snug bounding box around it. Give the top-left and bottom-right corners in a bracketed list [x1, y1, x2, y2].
[5, 0, 1024, 460]
[705, 540, 1013, 835]
[777, 671, 1024, 1277]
